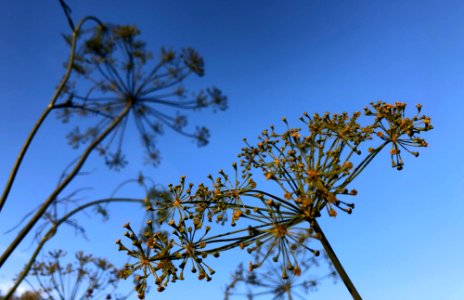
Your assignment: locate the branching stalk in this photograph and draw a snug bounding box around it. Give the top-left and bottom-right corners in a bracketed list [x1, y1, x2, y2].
[0, 103, 131, 268]
[0, 16, 104, 212]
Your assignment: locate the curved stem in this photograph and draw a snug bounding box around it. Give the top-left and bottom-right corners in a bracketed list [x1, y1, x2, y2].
[0, 103, 132, 268]
[311, 219, 362, 300]
[4, 227, 56, 299]
[0, 105, 52, 212]
[4, 197, 144, 298]
[0, 16, 104, 212]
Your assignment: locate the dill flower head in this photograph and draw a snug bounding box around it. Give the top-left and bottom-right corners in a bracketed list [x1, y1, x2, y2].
[239, 101, 431, 218]
[30, 250, 120, 299]
[225, 254, 336, 300]
[56, 24, 227, 170]
[117, 102, 432, 296]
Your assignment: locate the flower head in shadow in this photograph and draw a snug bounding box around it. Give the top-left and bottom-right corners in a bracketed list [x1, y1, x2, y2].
[29, 250, 126, 299]
[225, 251, 337, 300]
[56, 24, 227, 169]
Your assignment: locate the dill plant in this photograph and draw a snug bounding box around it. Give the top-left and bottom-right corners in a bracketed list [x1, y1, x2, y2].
[117, 102, 432, 299]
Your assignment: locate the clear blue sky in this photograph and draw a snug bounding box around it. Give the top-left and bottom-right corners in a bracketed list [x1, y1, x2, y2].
[1, 1, 463, 299]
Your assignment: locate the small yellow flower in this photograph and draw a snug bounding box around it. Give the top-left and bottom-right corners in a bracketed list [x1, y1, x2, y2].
[343, 161, 353, 169]
[232, 210, 242, 221]
[265, 172, 275, 180]
[329, 208, 337, 217]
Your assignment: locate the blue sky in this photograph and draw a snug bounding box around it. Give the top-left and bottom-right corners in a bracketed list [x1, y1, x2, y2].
[1, 0, 463, 299]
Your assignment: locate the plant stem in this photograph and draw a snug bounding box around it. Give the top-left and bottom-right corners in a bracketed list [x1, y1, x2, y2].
[0, 16, 104, 212]
[0, 104, 131, 268]
[0, 106, 52, 213]
[311, 219, 362, 300]
[4, 197, 143, 298]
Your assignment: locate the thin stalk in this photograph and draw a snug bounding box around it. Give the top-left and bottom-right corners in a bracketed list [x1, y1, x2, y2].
[287, 289, 294, 300]
[4, 197, 143, 298]
[311, 219, 362, 300]
[0, 16, 103, 212]
[0, 103, 131, 268]
[58, 0, 76, 31]
[0, 106, 52, 212]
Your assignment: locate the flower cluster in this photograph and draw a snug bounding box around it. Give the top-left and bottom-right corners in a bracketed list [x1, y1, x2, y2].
[29, 250, 123, 299]
[225, 252, 337, 300]
[365, 102, 431, 170]
[116, 168, 323, 298]
[117, 102, 432, 298]
[56, 24, 227, 170]
[239, 101, 432, 218]
[117, 220, 219, 299]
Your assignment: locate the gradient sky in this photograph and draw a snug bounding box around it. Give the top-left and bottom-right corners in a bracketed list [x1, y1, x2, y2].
[1, 1, 463, 299]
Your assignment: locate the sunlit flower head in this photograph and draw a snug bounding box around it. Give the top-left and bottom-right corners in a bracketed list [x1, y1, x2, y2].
[239, 101, 431, 217]
[117, 102, 432, 297]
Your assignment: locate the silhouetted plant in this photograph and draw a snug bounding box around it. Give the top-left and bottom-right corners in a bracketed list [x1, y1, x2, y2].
[117, 102, 432, 299]
[58, 23, 226, 169]
[26, 250, 126, 300]
[224, 251, 337, 300]
[0, 1, 226, 298]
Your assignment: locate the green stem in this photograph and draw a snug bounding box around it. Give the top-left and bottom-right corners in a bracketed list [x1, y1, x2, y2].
[311, 219, 362, 300]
